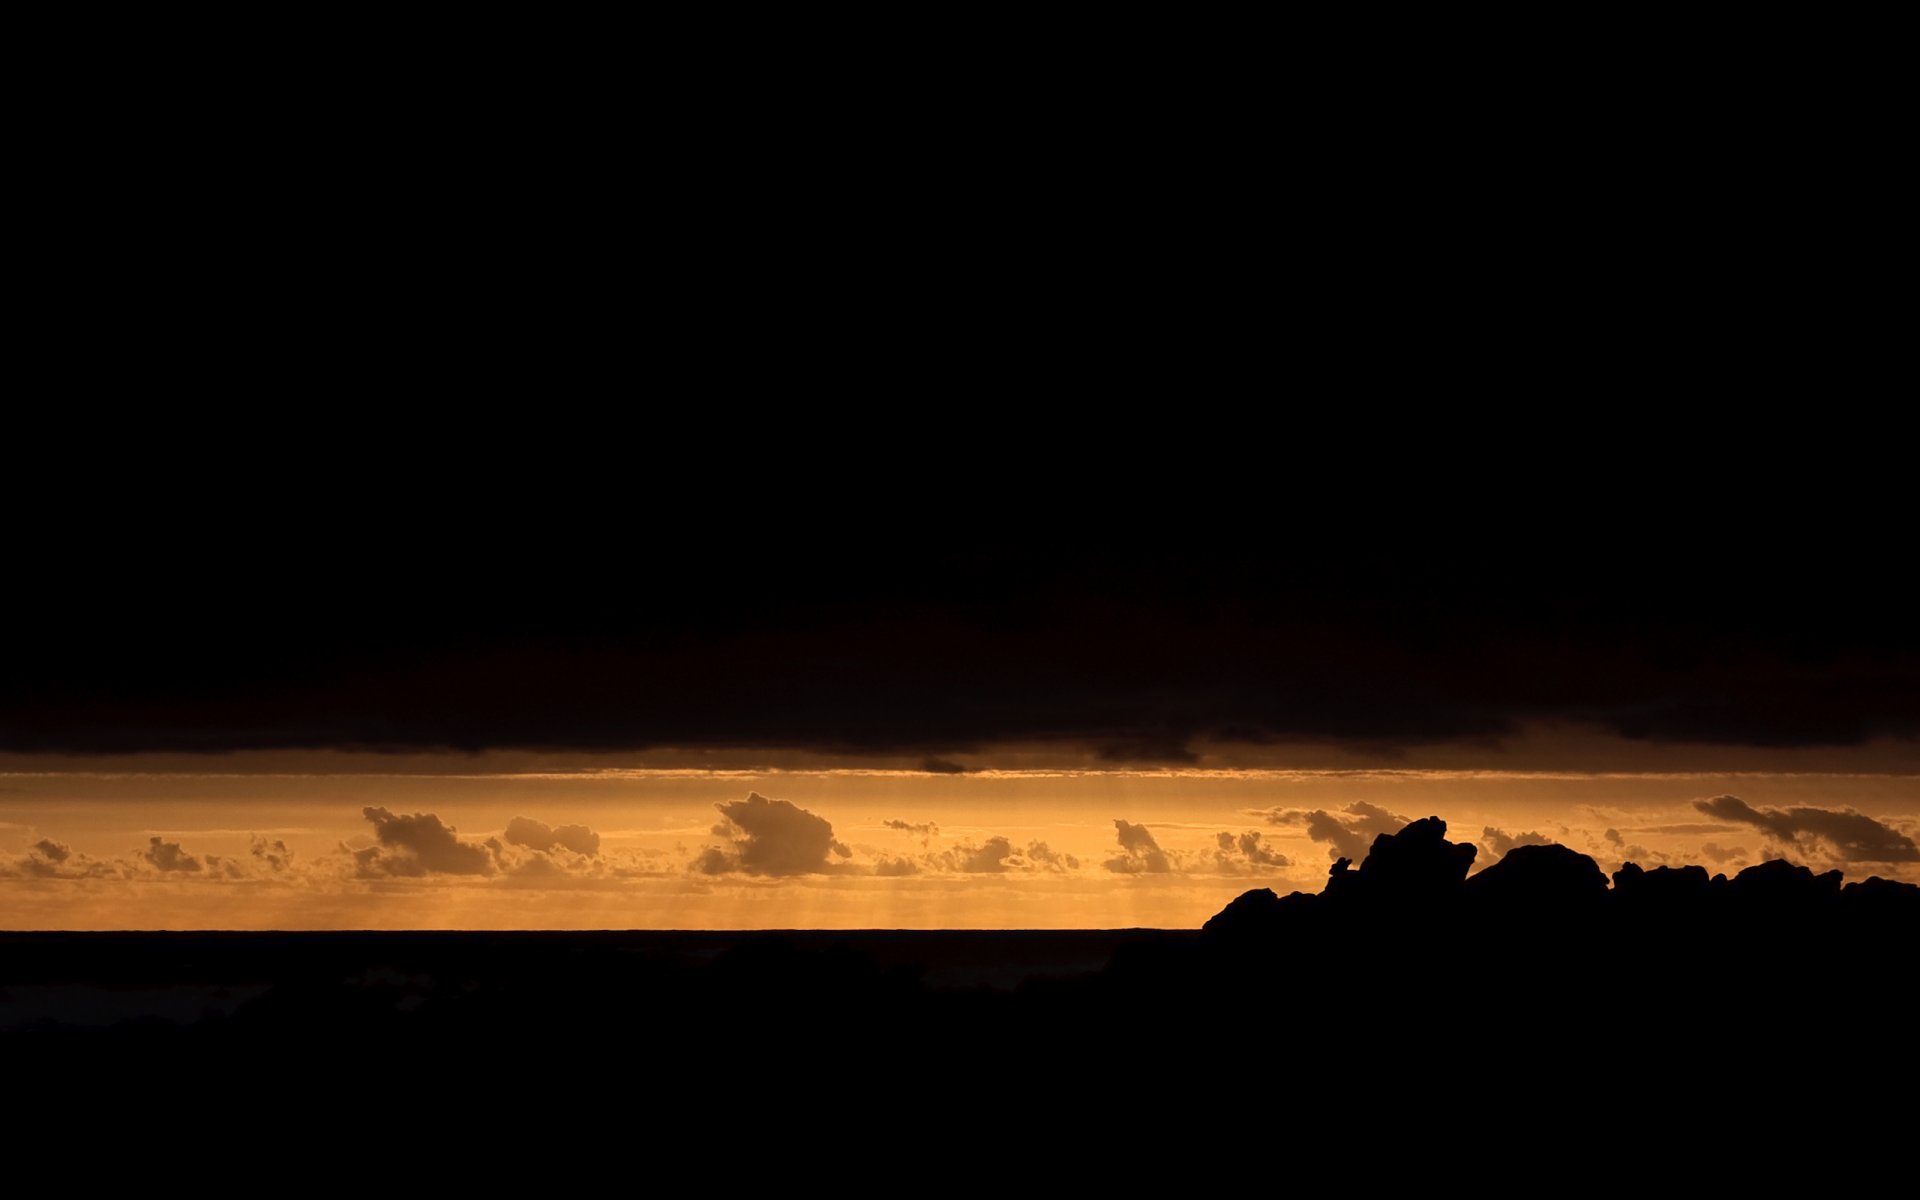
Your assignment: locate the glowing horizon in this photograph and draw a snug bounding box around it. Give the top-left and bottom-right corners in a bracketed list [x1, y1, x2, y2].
[6, 750, 1914, 931]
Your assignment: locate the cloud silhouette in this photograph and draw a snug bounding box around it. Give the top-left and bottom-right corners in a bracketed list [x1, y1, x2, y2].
[358, 807, 495, 876]
[920, 758, 969, 775]
[1604, 828, 1624, 846]
[1698, 842, 1748, 865]
[1263, 801, 1411, 862]
[143, 836, 203, 873]
[884, 820, 939, 838]
[1694, 796, 1920, 862]
[32, 838, 71, 864]
[503, 817, 600, 856]
[1104, 819, 1173, 874]
[694, 793, 851, 876]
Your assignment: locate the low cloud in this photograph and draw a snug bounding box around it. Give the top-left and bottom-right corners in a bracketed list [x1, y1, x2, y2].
[1023, 842, 1079, 871]
[945, 836, 1018, 874]
[884, 820, 939, 838]
[1105, 819, 1173, 874]
[9, 834, 285, 883]
[1481, 826, 1551, 862]
[1604, 829, 1624, 846]
[1698, 842, 1749, 866]
[3, 838, 135, 881]
[1615, 844, 1666, 868]
[1261, 801, 1411, 862]
[930, 837, 1079, 874]
[694, 793, 851, 876]
[503, 817, 601, 856]
[1211, 831, 1289, 873]
[1694, 796, 1920, 863]
[250, 836, 294, 872]
[920, 758, 969, 775]
[144, 837, 203, 873]
[358, 807, 495, 876]
[4, 839, 71, 879]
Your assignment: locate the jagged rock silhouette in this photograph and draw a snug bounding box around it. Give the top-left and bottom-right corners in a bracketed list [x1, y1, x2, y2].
[1352, 815, 1477, 896]
[1465, 842, 1609, 907]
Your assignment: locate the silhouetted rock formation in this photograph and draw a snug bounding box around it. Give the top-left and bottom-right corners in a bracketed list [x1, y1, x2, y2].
[1352, 815, 1477, 897]
[1466, 843, 1608, 908]
[1725, 856, 1844, 904]
[1612, 861, 1714, 898]
[1204, 886, 1284, 935]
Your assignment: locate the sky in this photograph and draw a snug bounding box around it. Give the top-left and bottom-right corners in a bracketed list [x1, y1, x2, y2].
[3, 737, 1914, 929]
[4, 422, 1913, 929]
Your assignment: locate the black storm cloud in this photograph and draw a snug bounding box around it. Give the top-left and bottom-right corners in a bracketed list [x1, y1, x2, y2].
[4, 457, 1912, 760]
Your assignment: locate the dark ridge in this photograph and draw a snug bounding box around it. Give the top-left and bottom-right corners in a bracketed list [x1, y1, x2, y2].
[5, 816, 1913, 1168]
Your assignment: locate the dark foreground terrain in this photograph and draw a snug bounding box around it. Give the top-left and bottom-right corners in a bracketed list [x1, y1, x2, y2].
[6, 818, 1914, 1178]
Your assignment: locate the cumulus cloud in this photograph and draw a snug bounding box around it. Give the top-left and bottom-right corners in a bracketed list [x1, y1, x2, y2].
[1100, 821, 1289, 875]
[877, 832, 1083, 876]
[358, 807, 495, 876]
[143, 836, 203, 873]
[1211, 831, 1289, 873]
[1694, 796, 1920, 863]
[1023, 842, 1079, 871]
[5, 841, 65, 878]
[1699, 842, 1749, 866]
[884, 820, 939, 838]
[503, 817, 600, 856]
[1261, 801, 1411, 862]
[5, 832, 305, 883]
[946, 836, 1017, 873]
[250, 836, 293, 872]
[1604, 828, 1624, 846]
[1481, 826, 1551, 862]
[2, 838, 132, 881]
[694, 793, 851, 876]
[1105, 819, 1173, 874]
[1615, 843, 1666, 867]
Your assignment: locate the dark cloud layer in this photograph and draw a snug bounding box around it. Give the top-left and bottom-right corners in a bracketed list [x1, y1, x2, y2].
[1693, 796, 1919, 862]
[4, 504, 1913, 759]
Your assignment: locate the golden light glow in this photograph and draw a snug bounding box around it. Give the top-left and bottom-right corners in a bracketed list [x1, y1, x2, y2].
[4, 740, 1914, 930]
